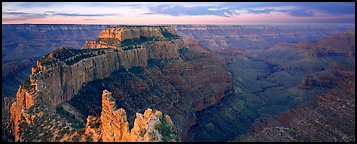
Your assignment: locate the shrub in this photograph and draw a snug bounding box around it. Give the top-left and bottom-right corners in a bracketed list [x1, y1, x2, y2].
[120, 36, 156, 48]
[128, 66, 144, 74]
[72, 135, 80, 142]
[178, 47, 189, 55]
[85, 135, 92, 142]
[154, 120, 180, 142]
[161, 31, 180, 40]
[56, 106, 84, 129]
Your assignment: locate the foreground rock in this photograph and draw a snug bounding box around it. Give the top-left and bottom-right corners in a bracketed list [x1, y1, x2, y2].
[83, 90, 179, 142]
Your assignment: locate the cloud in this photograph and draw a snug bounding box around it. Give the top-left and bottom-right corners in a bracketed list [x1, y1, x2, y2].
[15, 2, 63, 7]
[53, 13, 114, 17]
[289, 10, 314, 17]
[246, 8, 290, 14]
[145, 3, 354, 17]
[83, 18, 97, 21]
[208, 7, 229, 11]
[2, 11, 48, 21]
[45, 11, 56, 13]
[223, 9, 244, 17]
[86, 2, 143, 8]
[2, 10, 116, 22]
[2, 11, 29, 15]
[143, 12, 156, 15]
[148, 4, 234, 17]
[297, 2, 355, 15]
[2, 2, 355, 24]
[5, 9, 18, 11]
[242, 2, 354, 16]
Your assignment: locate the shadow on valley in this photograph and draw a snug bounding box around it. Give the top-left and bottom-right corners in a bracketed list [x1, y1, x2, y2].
[63, 64, 179, 129]
[186, 29, 355, 141]
[187, 55, 327, 141]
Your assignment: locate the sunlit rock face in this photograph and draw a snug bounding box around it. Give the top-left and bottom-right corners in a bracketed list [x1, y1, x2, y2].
[5, 26, 233, 142]
[84, 90, 179, 142]
[82, 26, 178, 49]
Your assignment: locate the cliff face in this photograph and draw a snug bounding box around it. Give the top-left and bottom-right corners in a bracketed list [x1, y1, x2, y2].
[79, 27, 233, 140]
[12, 27, 181, 111]
[82, 26, 178, 49]
[98, 26, 171, 40]
[99, 90, 130, 142]
[7, 26, 233, 142]
[83, 90, 179, 142]
[10, 84, 37, 141]
[30, 48, 120, 110]
[4, 90, 178, 142]
[24, 26, 182, 110]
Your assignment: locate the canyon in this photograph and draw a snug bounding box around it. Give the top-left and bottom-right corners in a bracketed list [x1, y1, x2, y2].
[239, 73, 355, 142]
[2, 24, 355, 142]
[175, 24, 354, 51]
[185, 28, 355, 141]
[3, 25, 233, 142]
[2, 24, 353, 102]
[2, 24, 108, 101]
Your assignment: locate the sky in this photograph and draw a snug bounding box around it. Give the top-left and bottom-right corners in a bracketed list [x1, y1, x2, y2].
[2, 2, 355, 24]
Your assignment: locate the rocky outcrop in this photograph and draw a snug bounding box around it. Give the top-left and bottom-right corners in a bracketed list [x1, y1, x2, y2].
[6, 26, 233, 142]
[99, 90, 130, 142]
[6, 26, 178, 142]
[98, 26, 172, 41]
[10, 82, 38, 141]
[21, 26, 182, 112]
[83, 90, 179, 142]
[29, 48, 120, 110]
[82, 26, 178, 49]
[84, 115, 101, 141]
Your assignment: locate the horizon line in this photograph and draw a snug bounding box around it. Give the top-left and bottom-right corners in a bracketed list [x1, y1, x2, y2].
[2, 23, 356, 26]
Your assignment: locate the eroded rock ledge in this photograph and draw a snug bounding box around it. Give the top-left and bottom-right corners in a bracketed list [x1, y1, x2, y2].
[7, 26, 233, 142]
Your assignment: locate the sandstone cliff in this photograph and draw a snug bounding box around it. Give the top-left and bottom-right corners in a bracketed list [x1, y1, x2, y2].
[13, 26, 182, 113]
[83, 90, 180, 142]
[82, 26, 178, 49]
[4, 90, 178, 142]
[7, 26, 233, 142]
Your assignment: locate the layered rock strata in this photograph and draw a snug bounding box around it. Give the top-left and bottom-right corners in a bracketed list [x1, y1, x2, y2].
[82, 26, 178, 49]
[7, 26, 233, 141]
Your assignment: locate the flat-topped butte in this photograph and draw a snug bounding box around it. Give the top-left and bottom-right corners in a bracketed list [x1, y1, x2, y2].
[82, 26, 180, 50]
